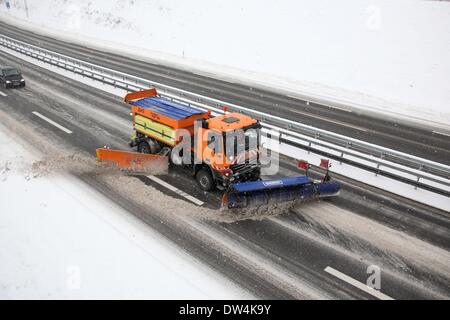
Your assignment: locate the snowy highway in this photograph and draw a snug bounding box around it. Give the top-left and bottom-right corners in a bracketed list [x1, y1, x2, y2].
[0, 34, 449, 299]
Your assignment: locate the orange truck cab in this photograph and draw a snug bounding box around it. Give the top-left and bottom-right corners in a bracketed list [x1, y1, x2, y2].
[125, 89, 262, 191]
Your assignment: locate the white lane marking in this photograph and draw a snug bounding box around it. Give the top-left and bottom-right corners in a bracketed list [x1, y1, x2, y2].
[0, 90, 7, 97]
[288, 107, 368, 132]
[146, 175, 204, 206]
[31, 111, 73, 134]
[326, 105, 353, 113]
[433, 130, 450, 138]
[324, 266, 394, 300]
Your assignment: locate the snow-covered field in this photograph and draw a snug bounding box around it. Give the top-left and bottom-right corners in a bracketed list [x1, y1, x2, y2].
[1, 0, 449, 128]
[0, 124, 251, 299]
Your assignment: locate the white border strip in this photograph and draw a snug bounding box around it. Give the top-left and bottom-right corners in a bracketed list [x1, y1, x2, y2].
[325, 266, 394, 300]
[147, 175, 204, 206]
[32, 111, 73, 134]
[0, 90, 7, 97]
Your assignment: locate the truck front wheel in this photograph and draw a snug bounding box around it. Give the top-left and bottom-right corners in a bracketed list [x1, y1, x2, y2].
[137, 141, 151, 154]
[196, 168, 214, 191]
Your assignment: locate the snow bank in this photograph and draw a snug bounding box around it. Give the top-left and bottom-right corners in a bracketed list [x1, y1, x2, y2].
[0, 124, 251, 299]
[1, 0, 449, 128]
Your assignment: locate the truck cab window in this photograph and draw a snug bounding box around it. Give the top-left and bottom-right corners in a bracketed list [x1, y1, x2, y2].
[207, 131, 222, 154]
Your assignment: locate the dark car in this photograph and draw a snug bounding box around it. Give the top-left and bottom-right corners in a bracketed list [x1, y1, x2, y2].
[0, 66, 26, 88]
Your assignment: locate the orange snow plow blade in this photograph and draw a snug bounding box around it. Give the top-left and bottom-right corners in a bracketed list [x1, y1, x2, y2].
[96, 148, 168, 174]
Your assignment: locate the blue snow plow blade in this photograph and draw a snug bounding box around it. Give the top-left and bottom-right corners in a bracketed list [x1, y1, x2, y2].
[222, 176, 341, 210]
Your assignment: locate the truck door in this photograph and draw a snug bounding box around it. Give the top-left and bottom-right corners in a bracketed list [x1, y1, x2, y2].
[206, 130, 224, 168]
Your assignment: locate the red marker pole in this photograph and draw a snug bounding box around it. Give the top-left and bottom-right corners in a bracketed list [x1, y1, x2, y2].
[320, 159, 331, 182]
[297, 160, 310, 176]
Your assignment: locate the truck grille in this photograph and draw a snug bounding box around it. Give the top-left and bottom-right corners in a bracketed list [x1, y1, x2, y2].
[231, 160, 259, 174]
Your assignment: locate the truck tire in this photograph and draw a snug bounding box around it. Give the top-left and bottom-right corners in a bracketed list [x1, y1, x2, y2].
[196, 168, 214, 191]
[137, 141, 151, 154]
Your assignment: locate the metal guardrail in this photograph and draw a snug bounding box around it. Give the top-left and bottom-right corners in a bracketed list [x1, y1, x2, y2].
[1, 33, 449, 196]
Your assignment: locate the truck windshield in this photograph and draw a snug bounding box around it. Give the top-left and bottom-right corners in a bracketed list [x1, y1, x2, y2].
[3, 68, 20, 77]
[224, 125, 261, 159]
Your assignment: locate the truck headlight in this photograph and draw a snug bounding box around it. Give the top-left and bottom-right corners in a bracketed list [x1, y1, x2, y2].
[221, 169, 233, 177]
[6, 81, 11, 84]
[20, 79, 25, 82]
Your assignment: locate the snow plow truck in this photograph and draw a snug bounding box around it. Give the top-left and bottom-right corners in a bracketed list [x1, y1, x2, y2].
[96, 88, 341, 209]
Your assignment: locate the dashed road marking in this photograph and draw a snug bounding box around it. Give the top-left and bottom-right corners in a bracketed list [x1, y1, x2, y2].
[326, 105, 353, 113]
[146, 175, 205, 206]
[0, 90, 7, 97]
[324, 266, 394, 300]
[32, 111, 73, 134]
